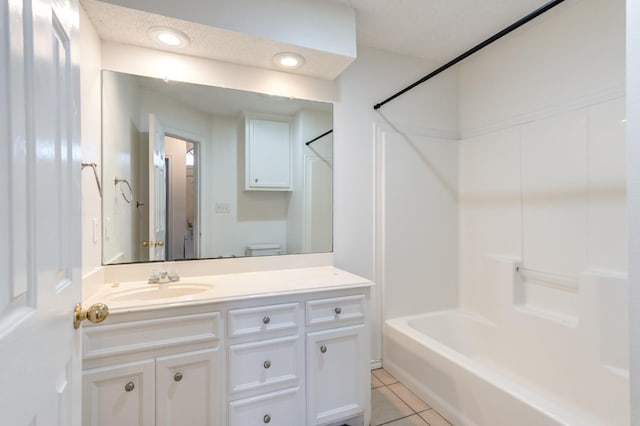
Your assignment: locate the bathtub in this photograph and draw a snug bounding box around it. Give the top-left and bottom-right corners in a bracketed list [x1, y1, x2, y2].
[383, 310, 628, 426]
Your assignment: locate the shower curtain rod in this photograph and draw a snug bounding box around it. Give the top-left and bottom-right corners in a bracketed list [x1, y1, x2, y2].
[373, 0, 566, 110]
[305, 129, 333, 146]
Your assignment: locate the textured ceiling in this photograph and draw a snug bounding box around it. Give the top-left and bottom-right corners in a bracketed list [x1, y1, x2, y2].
[323, 0, 553, 62]
[83, 0, 558, 79]
[81, 0, 354, 80]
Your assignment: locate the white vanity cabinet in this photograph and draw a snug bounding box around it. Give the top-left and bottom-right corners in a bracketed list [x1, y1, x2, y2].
[226, 302, 304, 426]
[155, 349, 219, 426]
[306, 295, 369, 426]
[82, 359, 155, 426]
[81, 270, 372, 426]
[82, 312, 222, 426]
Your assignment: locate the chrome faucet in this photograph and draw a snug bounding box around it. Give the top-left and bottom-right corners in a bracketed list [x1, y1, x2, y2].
[148, 270, 180, 284]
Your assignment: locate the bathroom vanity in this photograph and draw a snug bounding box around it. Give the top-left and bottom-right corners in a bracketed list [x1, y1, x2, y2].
[80, 265, 372, 426]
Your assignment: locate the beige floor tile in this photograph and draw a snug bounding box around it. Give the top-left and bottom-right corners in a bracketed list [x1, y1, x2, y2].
[383, 414, 430, 426]
[372, 368, 398, 385]
[371, 387, 414, 425]
[388, 383, 431, 412]
[419, 409, 452, 426]
[371, 372, 384, 389]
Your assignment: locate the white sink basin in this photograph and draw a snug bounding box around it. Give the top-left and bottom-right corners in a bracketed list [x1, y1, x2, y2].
[106, 283, 211, 302]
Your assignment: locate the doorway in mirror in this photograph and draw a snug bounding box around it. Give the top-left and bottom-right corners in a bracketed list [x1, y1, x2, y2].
[165, 136, 198, 261]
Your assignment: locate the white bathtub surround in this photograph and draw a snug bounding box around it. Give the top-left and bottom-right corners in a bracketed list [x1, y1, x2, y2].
[428, 97, 629, 422]
[396, 0, 632, 422]
[448, 95, 629, 423]
[384, 264, 629, 425]
[384, 310, 595, 426]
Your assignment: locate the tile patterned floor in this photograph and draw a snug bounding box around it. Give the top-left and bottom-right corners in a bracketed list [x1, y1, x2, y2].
[370, 368, 453, 426]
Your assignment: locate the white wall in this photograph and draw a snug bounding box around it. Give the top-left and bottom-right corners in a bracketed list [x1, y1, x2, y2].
[206, 115, 289, 258]
[334, 47, 459, 362]
[101, 71, 140, 264]
[627, 0, 640, 422]
[459, 0, 625, 138]
[80, 6, 102, 276]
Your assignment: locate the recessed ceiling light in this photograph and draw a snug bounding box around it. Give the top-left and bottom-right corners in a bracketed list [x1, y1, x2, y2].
[273, 52, 305, 70]
[147, 27, 190, 48]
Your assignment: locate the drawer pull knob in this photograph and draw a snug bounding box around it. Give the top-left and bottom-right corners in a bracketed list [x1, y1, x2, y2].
[263, 316, 271, 325]
[320, 345, 327, 354]
[124, 382, 135, 392]
[263, 360, 271, 369]
[334, 307, 342, 315]
[174, 372, 183, 382]
[263, 414, 271, 423]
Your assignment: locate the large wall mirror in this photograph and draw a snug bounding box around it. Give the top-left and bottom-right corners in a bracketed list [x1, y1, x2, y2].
[102, 70, 333, 265]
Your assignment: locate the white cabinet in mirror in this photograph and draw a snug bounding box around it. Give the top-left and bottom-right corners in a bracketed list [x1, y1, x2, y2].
[244, 113, 293, 191]
[101, 71, 333, 265]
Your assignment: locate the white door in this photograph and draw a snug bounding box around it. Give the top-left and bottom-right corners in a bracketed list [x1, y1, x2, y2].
[148, 114, 167, 261]
[0, 0, 82, 424]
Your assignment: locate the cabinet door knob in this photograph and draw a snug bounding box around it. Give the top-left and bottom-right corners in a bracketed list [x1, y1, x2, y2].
[124, 382, 135, 392]
[262, 316, 271, 324]
[320, 345, 327, 354]
[334, 307, 342, 315]
[263, 414, 271, 423]
[263, 360, 271, 369]
[174, 372, 183, 382]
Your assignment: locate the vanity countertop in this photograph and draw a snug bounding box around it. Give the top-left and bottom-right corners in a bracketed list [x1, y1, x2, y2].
[83, 265, 373, 314]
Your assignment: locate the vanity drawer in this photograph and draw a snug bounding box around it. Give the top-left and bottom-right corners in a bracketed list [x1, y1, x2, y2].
[83, 313, 221, 360]
[228, 335, 300, 396]
[229, 387, 301, 426]
[228, 302, 299, 338]
[306, 295, 365, 326]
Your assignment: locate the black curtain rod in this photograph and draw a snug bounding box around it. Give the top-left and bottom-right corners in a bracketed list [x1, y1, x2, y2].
[305, 129, 333, 146]
[373, 0, 566, 110]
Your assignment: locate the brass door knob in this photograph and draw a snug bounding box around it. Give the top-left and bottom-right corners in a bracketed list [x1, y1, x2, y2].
[74, 303, 109, 329]
[142, 240, 165, 247]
